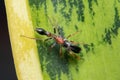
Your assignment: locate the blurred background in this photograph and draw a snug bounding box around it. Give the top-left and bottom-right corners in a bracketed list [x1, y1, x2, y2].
[0, 0, 17, 80]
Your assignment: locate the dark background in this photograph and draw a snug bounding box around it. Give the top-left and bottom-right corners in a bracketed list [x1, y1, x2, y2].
[0, 0, 17, 80]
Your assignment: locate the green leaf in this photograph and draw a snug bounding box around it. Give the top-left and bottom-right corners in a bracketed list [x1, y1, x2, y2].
[28, 0, 120, 80]
[5, 0, 120, 79]
[6, 0, 120, 80]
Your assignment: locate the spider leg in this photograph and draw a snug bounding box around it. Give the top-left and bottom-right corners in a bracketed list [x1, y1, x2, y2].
[47, 16, 61, 35]
[59, 45, 63, 57]
[66, 30, 81, 39]
[44, 38, 52, 42]
[70, 40, 87, 46]
[69, 52, 80, 60]
[70, 41, 79, 45]
[20, 35, 42, 41]
[48, 43, 56, 53]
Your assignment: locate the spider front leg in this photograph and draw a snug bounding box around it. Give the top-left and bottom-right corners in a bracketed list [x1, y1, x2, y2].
[20, 35, 42, 41]
[44, 37, 52, 42]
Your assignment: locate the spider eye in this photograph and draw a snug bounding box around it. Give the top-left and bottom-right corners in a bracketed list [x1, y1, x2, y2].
[35, 28, 47, 35]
